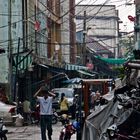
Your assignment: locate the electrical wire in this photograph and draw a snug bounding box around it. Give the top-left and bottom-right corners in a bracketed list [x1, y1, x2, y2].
[60, 0, 133, 33]
[76, 0, 133, 28]
[0, 0, 135, 48]
[0, 24, 134, 51]
[59, 0, 99, 25]
[0, 0, 69, 29]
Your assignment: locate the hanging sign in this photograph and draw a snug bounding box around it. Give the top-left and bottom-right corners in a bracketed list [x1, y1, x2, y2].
[34, 21, 40, 31]
[128, 15, 135, 22]
[86, 63, 94, 70]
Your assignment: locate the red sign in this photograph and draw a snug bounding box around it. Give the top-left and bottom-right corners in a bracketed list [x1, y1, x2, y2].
[34, 21, 40, 31]
[128, 15, 135, 22]
[86, 63, 94, 70]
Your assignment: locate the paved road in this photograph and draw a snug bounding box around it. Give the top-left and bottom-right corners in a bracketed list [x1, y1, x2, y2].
[6, 122, 76, 140]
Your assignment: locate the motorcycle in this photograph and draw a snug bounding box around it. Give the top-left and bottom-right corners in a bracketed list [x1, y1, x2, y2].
[52, 109, 69, 125]
[59, 120, 80, 140]
[29, 104, 40, 124]
[107, 124, 140, 140]
[0, 118, 8, 140]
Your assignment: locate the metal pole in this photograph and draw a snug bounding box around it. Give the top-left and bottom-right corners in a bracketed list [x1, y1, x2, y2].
[133, 1, 140, 59]
[8, 0, 12, 101]
[116, 10, 119, 59]
[82, 11, 86, 65]
[76, 82, 83, 140]
[22, 0, 26, 49]
[35, 3, 38, 54]
[13, 38, 20, 102]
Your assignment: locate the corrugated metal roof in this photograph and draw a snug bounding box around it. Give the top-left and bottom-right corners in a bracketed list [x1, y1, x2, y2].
[86, 36, 112, 54]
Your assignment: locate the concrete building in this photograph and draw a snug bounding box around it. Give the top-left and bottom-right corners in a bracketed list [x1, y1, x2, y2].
[0, 0, 78, 101]
[0, 0, 24, 100]
[75, 5, 119, 58]
[0, 0, 50, 101]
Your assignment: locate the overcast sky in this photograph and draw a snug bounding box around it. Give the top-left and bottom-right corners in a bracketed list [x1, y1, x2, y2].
[76, 0, 135, 32]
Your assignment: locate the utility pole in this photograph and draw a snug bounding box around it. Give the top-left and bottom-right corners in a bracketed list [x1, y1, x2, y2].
[8, 0, 13, 101]
[134, 0, 140, 59]
[116, 10, 123, 58]
[76, 11, 87, 140]
[82, 11, 86, 65]
[13, 38, 20, 102]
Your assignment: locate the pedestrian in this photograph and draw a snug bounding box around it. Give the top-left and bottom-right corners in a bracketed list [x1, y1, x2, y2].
[95, 90, 101, 106]
[71, 94, 79, 119]
[34, 86, 56, 140]
[59, 93, 69, 115]
[23, 98, 31, 124]
[0, 87, 9, 104]
[90, 91, 96, 110]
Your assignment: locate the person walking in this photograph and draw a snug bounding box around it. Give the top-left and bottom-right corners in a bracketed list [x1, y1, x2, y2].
[23, 98, 31, 124]
[95, 90, 101, 106]
[59, 93, 69, 115]
[71, 94, 79, 119]
[34, 86, 56, 140]
[90, 91, 96, 110]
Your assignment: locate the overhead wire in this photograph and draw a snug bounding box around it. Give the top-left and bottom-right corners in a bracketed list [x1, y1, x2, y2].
[76, 0, 133, 28]
[0, 0, 87, 46]
[60, 0, 133, 33]
[2, 0, 135, 51]
[59, 0, 99, 25]
[0, 0, 71, 29]
[0, 29, 134, 57]
[79, 0, 134, 47]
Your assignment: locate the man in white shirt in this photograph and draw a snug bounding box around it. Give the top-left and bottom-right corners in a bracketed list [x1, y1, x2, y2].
[34, 86, 55, 140]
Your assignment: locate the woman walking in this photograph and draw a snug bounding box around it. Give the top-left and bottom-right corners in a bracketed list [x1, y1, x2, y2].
[59, 93, 69, 115]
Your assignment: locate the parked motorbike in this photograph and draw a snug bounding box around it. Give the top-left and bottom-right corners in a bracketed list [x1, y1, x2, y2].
[59, 120, 80, 140]
[0, 118, 8, 140]
[29, 104, 40, 124]
[107, 124, 140, 140]
[52, 109, 69, 125]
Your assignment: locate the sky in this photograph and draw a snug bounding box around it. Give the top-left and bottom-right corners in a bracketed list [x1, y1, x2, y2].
[76, 0, 135, 32]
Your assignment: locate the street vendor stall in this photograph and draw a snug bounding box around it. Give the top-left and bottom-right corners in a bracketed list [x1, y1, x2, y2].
[81, 79, 113, 118]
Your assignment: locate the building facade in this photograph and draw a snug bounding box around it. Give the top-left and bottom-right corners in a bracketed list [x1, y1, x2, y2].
[0, 0, 77, 101]
[60, 0, 76, 64]
[76, 5, 119, 58]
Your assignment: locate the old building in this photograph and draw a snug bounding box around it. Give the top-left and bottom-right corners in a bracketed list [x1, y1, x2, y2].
[76, 5, 119, 59]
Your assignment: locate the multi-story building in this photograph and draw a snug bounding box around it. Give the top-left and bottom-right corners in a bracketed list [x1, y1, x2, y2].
[0, 0, 24, 100]
[0, 0, 78, 101]
[0, 0, 50, 101]
[76, 5, 119, 58]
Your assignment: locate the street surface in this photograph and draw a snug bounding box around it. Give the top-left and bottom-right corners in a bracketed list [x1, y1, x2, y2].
[7, 122, 76, 140]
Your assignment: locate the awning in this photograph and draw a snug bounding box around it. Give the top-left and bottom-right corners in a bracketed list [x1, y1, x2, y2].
[65, 64, 88, 70]
[38, 64, 67, 74]
[62, 78, 82, 84]
[95, 56, 127, 64]
[77, 70, 96, 77]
